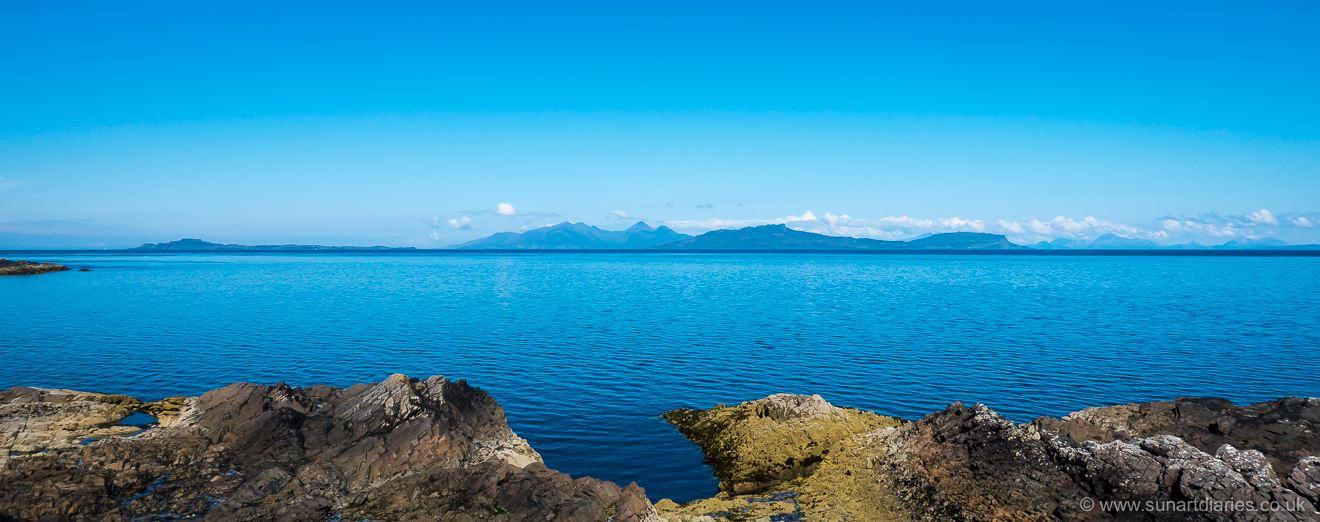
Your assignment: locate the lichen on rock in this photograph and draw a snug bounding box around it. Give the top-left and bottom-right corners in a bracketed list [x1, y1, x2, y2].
[663, 393, 905, 496]
[660, 394, 909, 522]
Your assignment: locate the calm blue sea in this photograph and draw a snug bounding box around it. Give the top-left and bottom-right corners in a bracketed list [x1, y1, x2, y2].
[2, 252, 1319, 502]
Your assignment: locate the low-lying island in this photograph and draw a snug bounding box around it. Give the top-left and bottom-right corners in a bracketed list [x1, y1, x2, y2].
[0, 259, 70, 276]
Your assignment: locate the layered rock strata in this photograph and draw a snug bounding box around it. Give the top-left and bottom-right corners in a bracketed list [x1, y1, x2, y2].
[0, 387, 143, 468]
[0, 374, 659, 522]
[0, 259, 70, 276]
[663, 396, 1320, 522]
[1033, 397, 1320, 477]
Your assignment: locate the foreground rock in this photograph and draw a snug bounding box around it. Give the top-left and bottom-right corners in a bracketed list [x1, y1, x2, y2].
[0, 259, 71, 276]
[664, 396, 1320, 522]
[661, 394, 909, 522]
[0, 375, 660, 522]
[0, 388, 142, 468]
[1034, 397, 1320, 477]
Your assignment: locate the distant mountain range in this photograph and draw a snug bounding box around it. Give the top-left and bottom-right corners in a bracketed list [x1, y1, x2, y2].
[1032, 233, 1318, 250]
[133, 229, 1320, 252]
[453, 222, 1026, 250]
[451, 221, 690, 249]
[649, 225, 1024, 250]
[131, 239, 415, 251]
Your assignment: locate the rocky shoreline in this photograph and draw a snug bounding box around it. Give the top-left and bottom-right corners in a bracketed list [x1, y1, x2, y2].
[661, 395, 1320, 522]
[1, 377, 1316, 522]
[0, 259, 71, 276]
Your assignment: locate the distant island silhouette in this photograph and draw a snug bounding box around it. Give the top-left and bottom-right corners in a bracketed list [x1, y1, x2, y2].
[131, 227, 1320, 252]
[452, 222, 1027, 250]
[1034, 233, 1317, 250]
[131, 239, 416, 251]
[451, 221, 690, 249]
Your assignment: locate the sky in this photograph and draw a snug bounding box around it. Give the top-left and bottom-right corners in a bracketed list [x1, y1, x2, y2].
[2, 1, 1318, 248]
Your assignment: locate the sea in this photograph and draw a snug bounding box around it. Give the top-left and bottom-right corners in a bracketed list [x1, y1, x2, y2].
[2, 251, 1318, 502]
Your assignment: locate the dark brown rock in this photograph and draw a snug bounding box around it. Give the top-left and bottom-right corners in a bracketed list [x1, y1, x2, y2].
[0, 375, 660, 522]
[875, 401, 1320, 521]
[0, 259, 70, 276]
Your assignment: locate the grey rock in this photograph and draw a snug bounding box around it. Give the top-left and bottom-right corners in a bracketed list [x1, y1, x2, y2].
[1289, 456, 1320, 505]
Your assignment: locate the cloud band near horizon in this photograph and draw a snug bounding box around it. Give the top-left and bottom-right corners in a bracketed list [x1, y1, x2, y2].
[657, 209, 1320, 246]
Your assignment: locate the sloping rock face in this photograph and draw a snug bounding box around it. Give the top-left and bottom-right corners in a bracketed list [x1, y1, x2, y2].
[1034, 397, 1320, 477]
[0, 374, 659, 522]
[665, 397, 1320, 522]
[0, 387, 142, 467]
[0, 259, 70, 276]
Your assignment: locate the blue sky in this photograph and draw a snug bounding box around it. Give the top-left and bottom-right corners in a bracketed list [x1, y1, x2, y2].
[2, 1, 1318, 248]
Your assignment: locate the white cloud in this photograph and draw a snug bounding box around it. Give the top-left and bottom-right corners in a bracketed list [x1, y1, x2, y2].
[1160, 218, 1238, 237]
[989, 215, 1148, 244]
[666, 210, 818, 232]
[1148, 209, 1319, 241]
[794, 213, 988, 240]
[666, 210, 995, 241]
[1246, 209, 1277, 225]
[608, 210, 630, 219]
[497, 203, 517, 216]
[427, 232, 441, 240]
[636, 207, 1320, 246]
[661, 208, 1320, 245]
[447, 216, 472, 229]
[0, 177, 22, 191]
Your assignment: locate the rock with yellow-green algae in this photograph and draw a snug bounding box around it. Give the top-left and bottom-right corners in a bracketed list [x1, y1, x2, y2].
[141, 395, 191, 426]
[661, 394, 909, 522]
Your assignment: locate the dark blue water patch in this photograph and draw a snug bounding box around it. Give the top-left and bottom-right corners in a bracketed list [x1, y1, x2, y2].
[119, 412, 158, 428]
[119, 473, 174, 508]
[2, 252, 1319, 503]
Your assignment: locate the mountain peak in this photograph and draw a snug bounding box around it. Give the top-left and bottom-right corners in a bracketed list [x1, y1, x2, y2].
[451, 221, 690, 249]
[1088, 234, 1158, 249]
